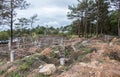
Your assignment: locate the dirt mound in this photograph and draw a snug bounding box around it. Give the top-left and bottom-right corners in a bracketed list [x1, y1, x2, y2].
[0, 53, 46, 77]
[58, 61, 120, 77]
[57, 38, 120, 77]
[111, 38, 120, 45]
[0, 37, 120, 77]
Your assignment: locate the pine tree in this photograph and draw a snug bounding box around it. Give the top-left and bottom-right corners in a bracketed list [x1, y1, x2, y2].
[111, 0, 120, 36]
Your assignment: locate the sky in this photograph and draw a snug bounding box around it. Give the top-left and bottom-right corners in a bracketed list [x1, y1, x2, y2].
[16, 0, 78, 28]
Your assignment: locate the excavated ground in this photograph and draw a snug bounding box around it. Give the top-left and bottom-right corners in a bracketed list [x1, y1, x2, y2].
[0, 37, 120, 77]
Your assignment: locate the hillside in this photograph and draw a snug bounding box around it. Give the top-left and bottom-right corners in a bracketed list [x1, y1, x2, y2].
[0, 37, 120, 77]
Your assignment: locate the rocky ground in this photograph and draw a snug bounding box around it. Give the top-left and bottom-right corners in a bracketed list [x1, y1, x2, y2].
[0, 37, 120, 77]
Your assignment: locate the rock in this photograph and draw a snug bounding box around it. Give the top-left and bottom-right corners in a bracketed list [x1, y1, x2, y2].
[54, 51, 59, 53]
[79, 62, 87, 67]
[28, 47, 38, 53]
[71, 44, 77, 52]
[111, 37, 117, 42]
[1, 66, 17, 77]
[7, 66, 17, 73]
[81, 40, 88, 46]
[111, 38, 120, 45]
[57, 66, 64, 70]
[40, 48, 52, 56]
[39, 64, 56, 75]
[109, 42, 113, 47]
[27, 69, 40, 77]
[97, 50, 104, 55]
[39, 65, 43, 69]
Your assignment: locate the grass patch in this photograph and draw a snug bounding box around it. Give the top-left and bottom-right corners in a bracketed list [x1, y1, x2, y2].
[35, 74, 48, 77]
[76, 47, 94, 62]
[77, 55, 84, 61]
[0, 61, 7, 66]
[7, 72, 21, 77]
[18, 63, 29, 71]
[0, 70, 5, 75]
[64, 50, 69, 57]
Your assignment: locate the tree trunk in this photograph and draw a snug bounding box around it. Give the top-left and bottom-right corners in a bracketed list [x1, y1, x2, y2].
[84, 19, 87, 38]
[81, 12, 84, 37]
[100, 24, 103, 36]
[84, 12, 88, 38]
[90, 23, 92, 37]
[96, 20, 98, 37]
[10, 0, 14, 48]
[10, 0, 14, 62]
[96, 0, 100, 37]
[78, 20, 80, 38]
[1, 0, 3, 25]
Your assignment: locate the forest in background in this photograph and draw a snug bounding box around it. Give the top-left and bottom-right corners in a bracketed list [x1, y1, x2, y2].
[0, 0, 120, 40]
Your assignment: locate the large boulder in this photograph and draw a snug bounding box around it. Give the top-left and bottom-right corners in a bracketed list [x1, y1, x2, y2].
[39, 64, 56, 75]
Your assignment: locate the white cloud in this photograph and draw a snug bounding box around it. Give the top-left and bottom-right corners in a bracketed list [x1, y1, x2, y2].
[16, 0, 78, 28]
[43, 21, 60, 27]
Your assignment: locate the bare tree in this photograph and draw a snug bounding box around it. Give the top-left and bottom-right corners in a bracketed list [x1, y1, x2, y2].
[29, 14, 39, 29]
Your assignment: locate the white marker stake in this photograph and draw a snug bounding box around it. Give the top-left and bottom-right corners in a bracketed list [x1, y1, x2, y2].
[17, 39, 20, 49]
[60, 58, 65, 65]
[8, 40, 11, 50]
[10, 50, 14, 62]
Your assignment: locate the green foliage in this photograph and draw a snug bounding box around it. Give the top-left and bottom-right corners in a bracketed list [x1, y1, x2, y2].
[64, 50, 69, 57]
[35, 26, 46, 34]
[77, 55, 84, 61]
[84, 48, 92, 53]
[107, 11, 118, 35]
[35, 74, 48, 77]
[67, 0, 119, 37]
[7, 72, 21, 77]
[18, 63, 29, 71]
[0, 70, 5, 75]
[0, 31, 9, 40]
[15, 53, 46, 72]
[76, 47, 94, 62]
[0, 61, 7, 66]
[1, 0, 119, 37]
[50, 52, 59, 58]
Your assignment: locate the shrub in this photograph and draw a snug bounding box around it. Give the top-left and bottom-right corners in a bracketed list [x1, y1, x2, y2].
[0, 70, 5, 75]
[18, 63, 29, 71]
[109, 52, 120, 61]
[7, 72, 21, 77]
[77, 55, 84, 61]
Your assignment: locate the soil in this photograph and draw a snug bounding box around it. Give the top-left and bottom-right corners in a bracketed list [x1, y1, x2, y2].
[0, 37, 120, 77]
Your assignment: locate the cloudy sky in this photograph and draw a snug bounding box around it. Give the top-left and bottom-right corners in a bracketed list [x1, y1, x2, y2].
[16, 0, 78, 28]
